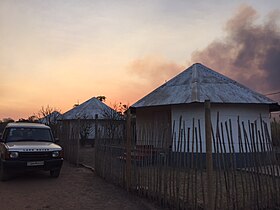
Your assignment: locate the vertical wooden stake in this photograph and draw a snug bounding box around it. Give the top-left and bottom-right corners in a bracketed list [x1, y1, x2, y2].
[94, 114, 98, 146]
[77, 119, 80, 167]
[94, 114, 98, 170]
[205, 100, 214, 210]
[126, 109, 132, 191]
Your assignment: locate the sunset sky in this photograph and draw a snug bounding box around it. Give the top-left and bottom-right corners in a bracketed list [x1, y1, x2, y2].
[0, 0, 279, 120]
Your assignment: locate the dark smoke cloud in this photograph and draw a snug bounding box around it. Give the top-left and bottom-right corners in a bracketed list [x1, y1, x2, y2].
[191, 5, 280, 94]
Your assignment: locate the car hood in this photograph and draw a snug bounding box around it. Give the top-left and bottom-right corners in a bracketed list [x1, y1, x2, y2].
[6, 141, 62, 152]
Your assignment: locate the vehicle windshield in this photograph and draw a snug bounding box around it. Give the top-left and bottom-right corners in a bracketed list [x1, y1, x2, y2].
[5, 127, 53, 142]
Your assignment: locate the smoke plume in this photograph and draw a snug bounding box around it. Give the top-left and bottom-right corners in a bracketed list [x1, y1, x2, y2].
[128, 55, 183, 87]
[191, 5, 280, 94]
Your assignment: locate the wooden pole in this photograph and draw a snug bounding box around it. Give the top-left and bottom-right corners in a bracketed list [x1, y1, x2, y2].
[205, 100, 214, 210]
[94, 114, 98, 147]
[126, 109, 132, 191]
[77, 119, 80, 166]
[94, 114, 98, 171]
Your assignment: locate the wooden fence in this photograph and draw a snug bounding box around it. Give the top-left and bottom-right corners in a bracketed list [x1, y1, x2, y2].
[58, 118, 126, 169]
[57, 107, 280, 209]
[94, 109, 280, 209]
[58, 120, 80, 165]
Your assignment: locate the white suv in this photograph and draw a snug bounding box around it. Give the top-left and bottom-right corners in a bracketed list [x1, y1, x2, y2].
[0, 122, 63, 181]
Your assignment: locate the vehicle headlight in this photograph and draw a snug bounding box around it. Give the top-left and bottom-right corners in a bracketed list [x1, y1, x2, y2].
[10, 151, 19, 159]
[52, 151, 60, 158]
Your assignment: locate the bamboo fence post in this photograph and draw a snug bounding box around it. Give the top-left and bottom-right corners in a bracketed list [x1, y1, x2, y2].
[175, 116, 182, 209]
[205, 100, 214, 210]
[191, 118, 195, 208]
[250, 122, 261, 208]
[170, 121, 176, 204]
[237, 117, 246, 208]
[243, 121, 256, 207]
[194, 126, 199, 209]
[147, 126, 152, 199]
[126, 109, 132, 191]
[255, 120, 267, 208]
[211, 123, 218, 209]
[163, 125, 168, 207]
[182, 123, 187, 206]
[215, 112, 223, 209]
[220, 122, 230, 208]
[179, 125, 183, 208]
[264, 122, 280, 206]
[75, 120, 80, 166]
[198, 120, 206, 208]
[186, 127, 191, 206]
[144, 126, 148, 197]
[258, 118, 270, 208]
[94, 115, 99, 170]
[229, 119, 239, 209]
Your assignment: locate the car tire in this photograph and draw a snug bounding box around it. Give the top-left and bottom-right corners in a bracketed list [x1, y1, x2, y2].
[50, 169, 60, 178]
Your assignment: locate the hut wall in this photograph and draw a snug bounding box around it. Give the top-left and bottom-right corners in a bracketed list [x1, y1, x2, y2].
[171, 103, 271, 153]
[135, 106, 171, 149]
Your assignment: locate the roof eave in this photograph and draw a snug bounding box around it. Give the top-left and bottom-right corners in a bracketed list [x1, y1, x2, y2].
[269, 103, 280, 112]
[131, 102, 280, 112]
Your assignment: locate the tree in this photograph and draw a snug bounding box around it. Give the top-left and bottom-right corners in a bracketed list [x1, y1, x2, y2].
[28, 115, 39, 122]
[101, 102, 128, 140]
[115, 102, 129, 116]
[17, 116, 39, 123]
[37, 105, 61, 138]
[2, 118, 14, 123]
[73, 100, 80, 108]
[77, 114, 93, 146]
[37, 105, 61, 126]
[0, 118, 15, 133]
[18, 118, 28, 122]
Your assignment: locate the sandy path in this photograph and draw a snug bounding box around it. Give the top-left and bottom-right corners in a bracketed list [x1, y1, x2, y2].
[0, 162, 161, 210]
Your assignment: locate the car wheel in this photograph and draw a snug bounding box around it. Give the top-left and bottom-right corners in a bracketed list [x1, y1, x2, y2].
[50, 169, 60, 178]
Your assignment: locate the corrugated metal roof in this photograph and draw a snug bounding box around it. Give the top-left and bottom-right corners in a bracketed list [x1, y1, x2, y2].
[132, 63, 278, 108]
[62, 97, 116, 120]
[39, 111, 62, 124]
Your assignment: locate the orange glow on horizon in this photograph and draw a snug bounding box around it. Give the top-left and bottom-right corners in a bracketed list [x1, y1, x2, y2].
[1, 1, 278, 120]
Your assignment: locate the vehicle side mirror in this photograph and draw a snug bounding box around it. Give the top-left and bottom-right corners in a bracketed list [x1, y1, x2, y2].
[55, 138, 59, 143]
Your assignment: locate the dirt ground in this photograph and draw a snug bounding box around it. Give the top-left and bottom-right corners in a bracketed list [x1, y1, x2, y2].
[78, 146, 95, 168]
[0, 162, 162, 210]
